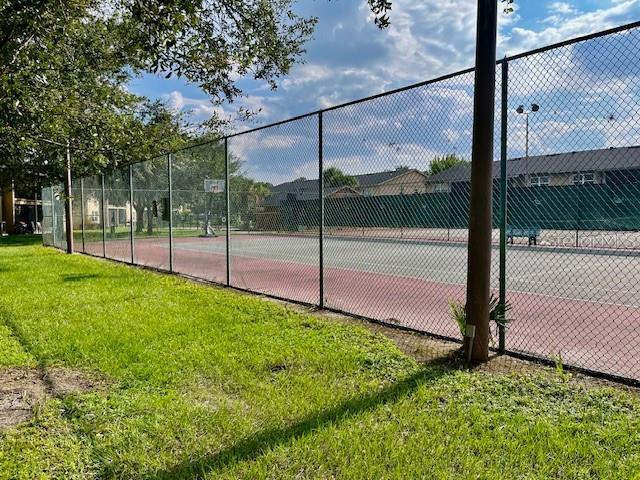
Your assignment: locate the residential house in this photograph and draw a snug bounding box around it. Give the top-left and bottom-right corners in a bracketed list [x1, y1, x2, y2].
[268, 167, 428, 204]
[425, 146, 640, 191]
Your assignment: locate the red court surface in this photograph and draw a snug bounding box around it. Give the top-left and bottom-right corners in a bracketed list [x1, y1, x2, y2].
[82, 234, 640, 381]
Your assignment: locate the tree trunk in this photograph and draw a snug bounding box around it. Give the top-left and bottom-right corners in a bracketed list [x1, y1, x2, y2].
[135, 203, 145, 233]
[147, 204, 153, 235]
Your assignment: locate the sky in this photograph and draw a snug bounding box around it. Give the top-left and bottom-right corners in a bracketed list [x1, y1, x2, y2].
[128, 0, 640, 184]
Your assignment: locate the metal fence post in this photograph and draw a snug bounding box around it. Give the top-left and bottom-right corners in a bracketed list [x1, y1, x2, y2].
[80, 177, 85, 253]
[498, 59, 508, 353]
[51, 185, 56, 248]
[64, 141, 74, 254]
[575, 188, 580, 248]
[225, 138, 230, 286]
[447, 192, 451, 241]
[319, 111, 324, 308]
[101, 173, 106, 258]
[168, 153, 174, 272]
[129, 164, 135, 264]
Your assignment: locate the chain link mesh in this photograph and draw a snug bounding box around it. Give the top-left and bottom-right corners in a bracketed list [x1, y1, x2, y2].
[104, 168, 132, 263]
[48, 23, 640, 384]
[41, 186, 54, 246]
[71, 182, 83, 251]
[171, 142, 227, 283]
[81, 175, 104, 256]
[131, 157, 171, 270]
[227, 116, 320, 304]
[504, 26, 640, 378]
[51, 184, 67, 251]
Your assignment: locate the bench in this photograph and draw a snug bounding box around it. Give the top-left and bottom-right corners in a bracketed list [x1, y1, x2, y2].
[507, 226, 541, 246]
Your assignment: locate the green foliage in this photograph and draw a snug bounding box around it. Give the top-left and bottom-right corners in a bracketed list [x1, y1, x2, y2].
[448, 299, 467, 337]
[448, 294, 512, 340]
[427, 154, 468, 176]
[0, 0, 399, 185]
[489, 293, 512, 328]
[0, 2, 188, 185]
[553, 352, 572, 382]
[323, 166, 358, 188]
[0, 0, 317, 185]
[230, 178, 274, 229]
[368, 0, 392, 29]
[503, 0, 516, 14]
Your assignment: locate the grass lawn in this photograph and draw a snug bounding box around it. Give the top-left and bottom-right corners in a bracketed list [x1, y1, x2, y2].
[1, 235, 640, 479]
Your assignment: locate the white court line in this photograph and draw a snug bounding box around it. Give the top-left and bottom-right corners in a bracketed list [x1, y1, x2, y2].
[222, 249, 640, 308]
[169, 239, 640, 308]
[505, 288, 640, 310]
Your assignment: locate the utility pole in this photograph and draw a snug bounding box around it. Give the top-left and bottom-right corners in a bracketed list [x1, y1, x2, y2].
[64, 139, 74, 254]
[464, 0, 498, 364]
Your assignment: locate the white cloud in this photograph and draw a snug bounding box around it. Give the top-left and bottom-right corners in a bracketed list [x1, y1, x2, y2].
[163, 91, 223, 119]
[162, 90, 273, 133]
[548, 2, 579, 16]
[504, 0, 639, 55]
[143, 0, 640, 181]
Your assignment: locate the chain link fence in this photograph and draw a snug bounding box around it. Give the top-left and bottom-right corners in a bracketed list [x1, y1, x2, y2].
[43, 22, 640, 385]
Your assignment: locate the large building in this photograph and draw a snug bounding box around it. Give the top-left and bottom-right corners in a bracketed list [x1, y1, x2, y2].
[425, 146, 640, 191]
[257, 147, 640, 232]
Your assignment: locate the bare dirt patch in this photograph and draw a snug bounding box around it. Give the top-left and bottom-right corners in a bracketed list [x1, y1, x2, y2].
[0, 367, 106, 429]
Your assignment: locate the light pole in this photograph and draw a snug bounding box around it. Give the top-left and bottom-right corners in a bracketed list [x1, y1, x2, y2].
[516, 103, 540, 181]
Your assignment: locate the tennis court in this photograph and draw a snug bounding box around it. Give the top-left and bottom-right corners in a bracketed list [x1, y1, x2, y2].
[88, 232, 640, 380]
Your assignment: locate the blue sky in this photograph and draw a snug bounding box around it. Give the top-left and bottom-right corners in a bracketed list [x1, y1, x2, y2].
[128, 1, 640, 183]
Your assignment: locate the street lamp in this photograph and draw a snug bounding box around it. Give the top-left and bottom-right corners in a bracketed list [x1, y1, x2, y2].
[516, 103, 540, 180]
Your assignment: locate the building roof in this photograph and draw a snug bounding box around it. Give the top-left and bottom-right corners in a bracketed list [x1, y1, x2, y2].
[271, 168, 425, 193]
[426, 146, 640, 183]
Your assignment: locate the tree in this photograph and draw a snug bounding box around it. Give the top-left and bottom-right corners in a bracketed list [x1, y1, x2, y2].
[0, 0, 406, 186]
[0, 3, 187, 187]
[0, 0, 515, 185]
[323, 167, 358, 188]
[427, 154, 468, 176]
[0, 0, 312, 185]
[228, 176, 273, 230]
[171, 140, 235, 232]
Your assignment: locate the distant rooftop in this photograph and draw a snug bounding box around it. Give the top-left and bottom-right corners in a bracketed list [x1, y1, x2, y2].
[426, 146, 640, 183]
[272, 168, 424, 192]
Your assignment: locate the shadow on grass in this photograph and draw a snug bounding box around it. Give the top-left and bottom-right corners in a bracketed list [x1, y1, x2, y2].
[60, 273, 102, 282]
[132, 359, 457, 480]
[0, 235, 42, 247]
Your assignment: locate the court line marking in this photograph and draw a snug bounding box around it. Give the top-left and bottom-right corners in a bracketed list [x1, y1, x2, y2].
[117, 238, 640, 309]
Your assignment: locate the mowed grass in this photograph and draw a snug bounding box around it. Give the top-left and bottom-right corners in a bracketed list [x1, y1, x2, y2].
[1, 236, 640, 479]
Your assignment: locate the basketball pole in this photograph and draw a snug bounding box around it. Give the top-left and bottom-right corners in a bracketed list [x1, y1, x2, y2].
[464, 0, 498, 364]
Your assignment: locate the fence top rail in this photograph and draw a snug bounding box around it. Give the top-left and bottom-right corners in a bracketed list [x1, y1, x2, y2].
[62, 19, 640, 183]
[224, 19, 640, 140]
[501, 19, 640, 63]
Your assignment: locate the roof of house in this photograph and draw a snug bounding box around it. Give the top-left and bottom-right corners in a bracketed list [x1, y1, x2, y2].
[271, 168, 426, 193]
[426, 146, 640, 183]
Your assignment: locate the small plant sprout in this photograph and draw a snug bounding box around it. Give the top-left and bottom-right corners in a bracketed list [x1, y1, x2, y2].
[449, 295, 513, 347]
